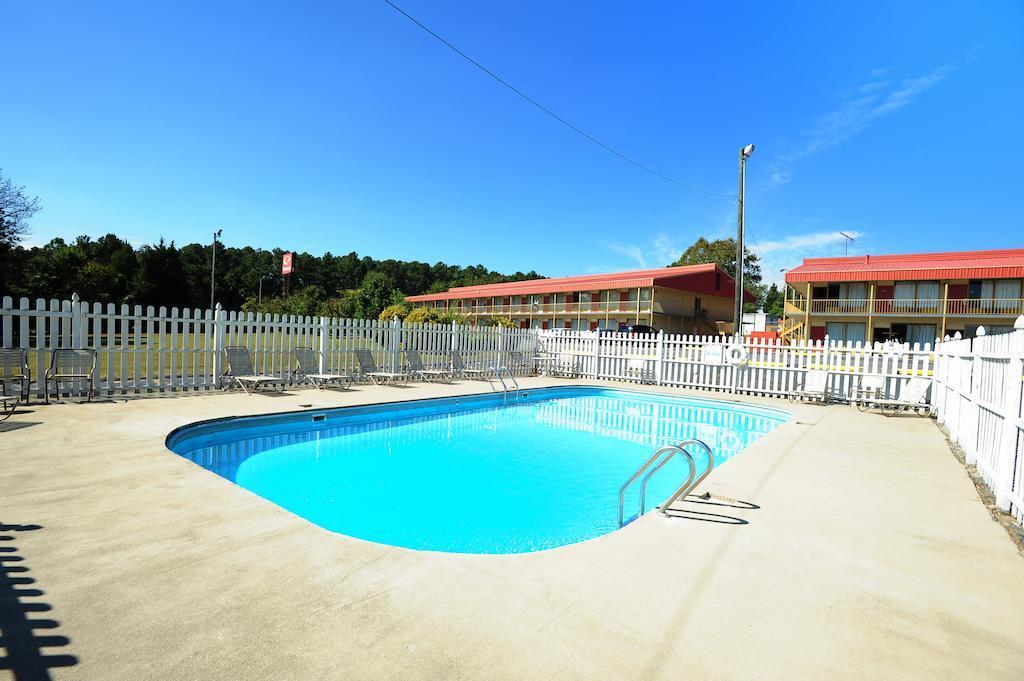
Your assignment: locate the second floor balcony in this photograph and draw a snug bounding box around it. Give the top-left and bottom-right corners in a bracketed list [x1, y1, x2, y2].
[447, 300, 657, 316]
[787, 298, 1024, 317]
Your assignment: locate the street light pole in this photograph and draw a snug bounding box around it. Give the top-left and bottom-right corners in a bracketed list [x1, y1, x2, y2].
[734, 144, 755, 337]
[210, 229, 222, 311]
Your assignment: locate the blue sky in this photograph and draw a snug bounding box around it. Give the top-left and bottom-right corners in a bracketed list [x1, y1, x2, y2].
[2, 1, 1021, 286]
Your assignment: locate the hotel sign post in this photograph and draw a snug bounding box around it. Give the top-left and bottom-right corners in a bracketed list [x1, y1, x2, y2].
[282, 252, 294, 295]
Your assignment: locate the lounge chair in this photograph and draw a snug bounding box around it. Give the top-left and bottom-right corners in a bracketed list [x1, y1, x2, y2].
[0, 348, 30, 419]
[292, 347, 354, 391]
[549, 352, 582, 378]
[853, 374, 887, 412]
[353, 348, 409, 386]
[449, 350, 494, 381]
[222, 346, 285, 394]
[405, 348, 453, 383]
[45, 348, 97, 403]
[624, 358, 654, 384]
[790, 368, 829, 403]
[868, 377, 932, 416]
[506, 350, 534, 376]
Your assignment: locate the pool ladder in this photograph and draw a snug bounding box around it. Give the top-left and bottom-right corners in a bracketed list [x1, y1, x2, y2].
[488, 365, 520, 397]
[618, 439, 715, 527]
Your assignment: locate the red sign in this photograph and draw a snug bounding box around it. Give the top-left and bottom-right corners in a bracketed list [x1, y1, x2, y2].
[281, 252, 294, 275]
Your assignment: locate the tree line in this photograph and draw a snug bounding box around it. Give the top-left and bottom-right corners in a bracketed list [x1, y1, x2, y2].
[1, 169, 782, 321]
[0, 233, 544, 319]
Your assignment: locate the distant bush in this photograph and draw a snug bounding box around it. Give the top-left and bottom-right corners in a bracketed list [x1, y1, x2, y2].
[487, 316, 516, 329]
[405, 306, 441, 324]
[378, 302, 410, 322]
[437, 310, 468, 325]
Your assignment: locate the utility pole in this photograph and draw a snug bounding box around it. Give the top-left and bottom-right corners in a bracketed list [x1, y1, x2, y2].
[210, 229, 222, 310]
[735, 144, 755, 337]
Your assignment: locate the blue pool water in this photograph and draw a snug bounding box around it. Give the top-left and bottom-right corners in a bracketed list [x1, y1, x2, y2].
[167, 387, 789, 553]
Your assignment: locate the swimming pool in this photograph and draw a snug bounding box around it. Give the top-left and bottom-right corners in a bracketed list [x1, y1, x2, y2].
[167, 387, 789, 553]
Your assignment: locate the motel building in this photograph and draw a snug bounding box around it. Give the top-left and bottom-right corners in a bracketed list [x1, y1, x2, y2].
[405, 263, 755, 334]
[781, 248, 1024, 344]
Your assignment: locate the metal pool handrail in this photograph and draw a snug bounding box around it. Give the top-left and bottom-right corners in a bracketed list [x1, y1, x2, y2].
[619, 444, 696, 527]
[642, 439, 714, 517]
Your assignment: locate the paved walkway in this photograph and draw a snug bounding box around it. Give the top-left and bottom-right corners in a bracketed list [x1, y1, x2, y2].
[2, 379, 1023, 680]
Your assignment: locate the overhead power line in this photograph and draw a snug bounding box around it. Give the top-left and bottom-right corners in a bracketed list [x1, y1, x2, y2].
[381, 0, 735, 199]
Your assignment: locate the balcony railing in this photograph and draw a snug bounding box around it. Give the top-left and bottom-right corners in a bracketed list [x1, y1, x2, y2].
[447, 301, 654, 316]
[795, 298, 1024, 316]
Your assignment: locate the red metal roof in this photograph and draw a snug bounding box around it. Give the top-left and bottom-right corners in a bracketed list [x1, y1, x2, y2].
[406, 263, 756, 302]
[785, 248, 1024, 283]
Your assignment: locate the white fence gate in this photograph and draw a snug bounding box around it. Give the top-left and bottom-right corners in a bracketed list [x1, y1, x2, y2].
[538, 330, 934, 402]
[932, 324, 1024, 523]
[0, 294, 538, 398]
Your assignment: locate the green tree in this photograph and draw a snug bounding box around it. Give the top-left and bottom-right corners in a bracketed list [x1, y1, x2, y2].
[763, 283, 785, 317]
[671, 237, 763, 311]
[670, 237, 762, 285]
[354, 271, 401, 320]
[130, 239, 187, 307]
[0, 170, 40, 248]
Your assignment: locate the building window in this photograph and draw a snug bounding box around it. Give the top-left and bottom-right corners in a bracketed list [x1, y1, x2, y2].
[825, 322, 866, 343]
[884, 323, 936, 345]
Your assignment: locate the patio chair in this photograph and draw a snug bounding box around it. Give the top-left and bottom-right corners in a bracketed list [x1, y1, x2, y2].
[405, 348, 453, 383]
[853, 374, 887, 412]
[45, 348, 97, 403]
[353, 348, 409, 386]
[549, 352, 582, 378]
[222, 346, 285, 394]
[624, 358, 654, 384]
[292, 347, 354, 391]
[0, 348, 30, 419]
[506, 350, 534, 376]
[868, 377, 932, 417]
[449, 350, 494, 381]
[790, 368, 829, 403]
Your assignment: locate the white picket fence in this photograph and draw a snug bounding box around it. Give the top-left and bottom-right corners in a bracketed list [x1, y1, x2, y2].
[932, 324, 1024, 523]
[0, 294, 538, 397]
[538, 330, 935, 401]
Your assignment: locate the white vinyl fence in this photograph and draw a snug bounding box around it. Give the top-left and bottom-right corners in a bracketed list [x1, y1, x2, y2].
[0, 294, 538, 398]
[932, 324, 1024, 523]
[538, 330, 934, 402]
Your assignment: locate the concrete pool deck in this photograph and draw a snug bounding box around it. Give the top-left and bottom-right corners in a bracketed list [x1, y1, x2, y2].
[2, 378, 1023, 680]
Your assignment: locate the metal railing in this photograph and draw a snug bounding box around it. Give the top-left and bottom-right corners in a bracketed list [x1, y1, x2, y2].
[618, 439, 713, 527]
[442, 301, 654, 316]
[799, 298, 1024, 316]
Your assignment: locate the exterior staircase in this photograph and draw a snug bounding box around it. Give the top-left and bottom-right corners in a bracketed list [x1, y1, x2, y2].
[777, 317, 805, 342]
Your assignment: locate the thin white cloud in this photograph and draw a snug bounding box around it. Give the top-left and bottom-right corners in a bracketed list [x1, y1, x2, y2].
[605, 242, 647, 268]
[606, 232, 688, 270]
[758, 230, 864, 254]
[770, 64, 954, 186]
[758, 230, 866, 287]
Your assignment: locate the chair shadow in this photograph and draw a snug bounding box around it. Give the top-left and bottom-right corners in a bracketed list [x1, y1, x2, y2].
[0, 523, 78, 680]
[0, 421, 42, 434]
